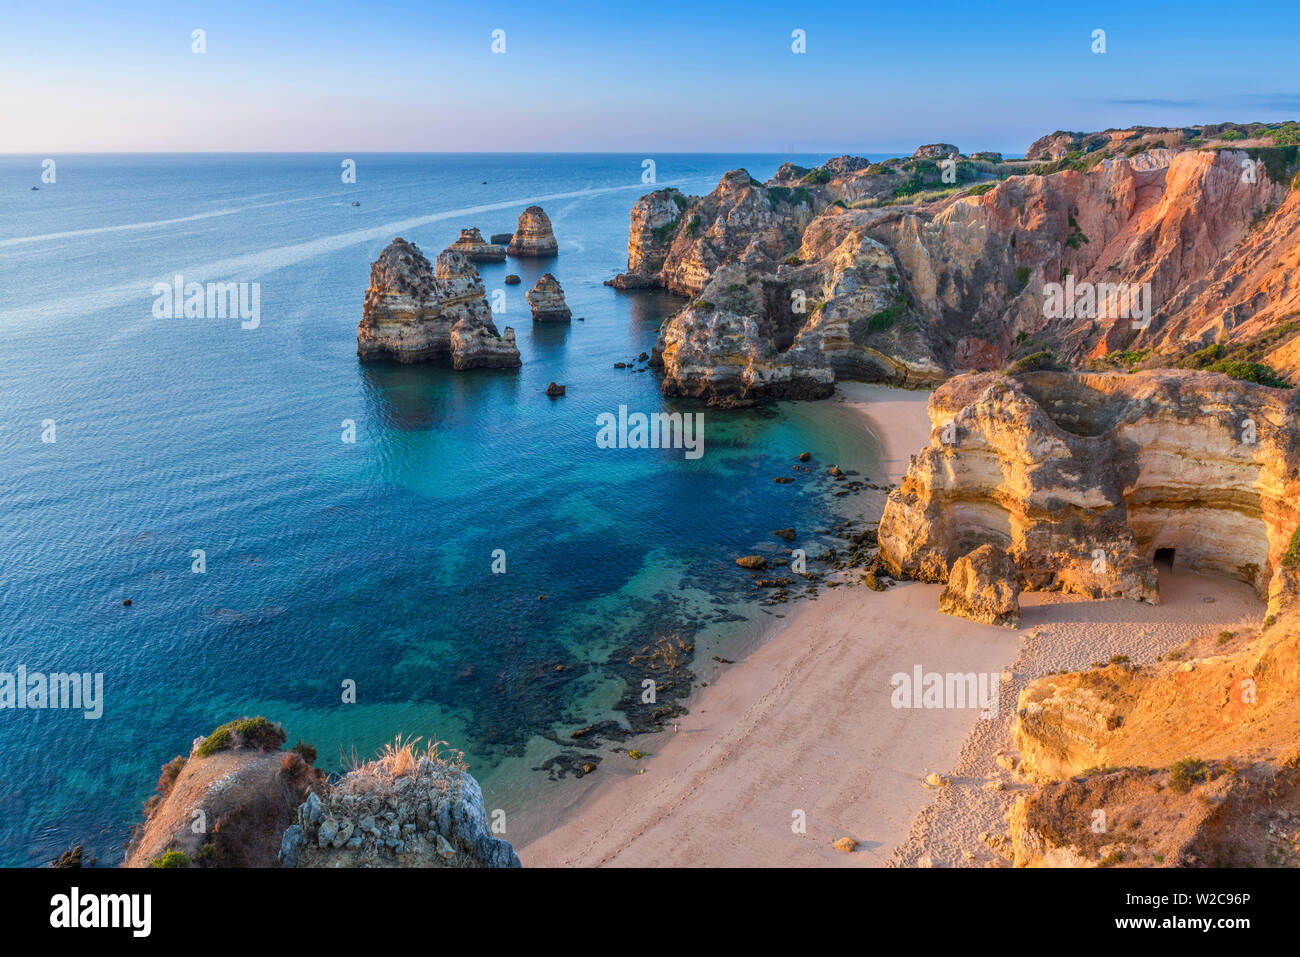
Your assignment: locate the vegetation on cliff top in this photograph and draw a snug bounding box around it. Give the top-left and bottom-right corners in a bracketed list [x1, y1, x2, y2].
[196, 716, 286, 758]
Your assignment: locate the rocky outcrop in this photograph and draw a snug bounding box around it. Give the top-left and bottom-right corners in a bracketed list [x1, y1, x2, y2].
[489, 233, 512, 245]
[939, 544, 1021, 626]
[912, 143, 961, 159]
[606, 188, 690, 289]
[281, 741, 519, 868]
[612, 125, 1300, 406]
[124, 718, 324, 868]
[526, 273, 571, 322]
[450, 227, 506, 262]
[878, 370, 1300, 604]
[506, 206, 558, 257]
[357, 238, 520, 369]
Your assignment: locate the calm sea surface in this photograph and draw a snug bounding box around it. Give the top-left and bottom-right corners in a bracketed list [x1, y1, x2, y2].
[0, 153, 886, 864]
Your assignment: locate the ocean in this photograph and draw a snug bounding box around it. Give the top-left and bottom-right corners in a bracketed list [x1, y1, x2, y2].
[0, 153, 885, 865]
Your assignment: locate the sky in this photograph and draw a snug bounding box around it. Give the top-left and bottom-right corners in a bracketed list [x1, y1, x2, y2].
[2, 0, 1298, 154]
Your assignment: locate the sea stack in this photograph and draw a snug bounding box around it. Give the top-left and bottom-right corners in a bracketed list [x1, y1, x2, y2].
[507, 206, 558, 257]
[450, 227, 506, 262]
[526, 273, 572, 322]
[357, 237, 520, 369]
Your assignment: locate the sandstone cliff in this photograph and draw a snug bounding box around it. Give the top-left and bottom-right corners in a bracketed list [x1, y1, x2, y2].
[612, 124, 1300, 406]
[507, 205, 558, 257]
[357, 238, 521, 369]
[878, 370, 1300, 606]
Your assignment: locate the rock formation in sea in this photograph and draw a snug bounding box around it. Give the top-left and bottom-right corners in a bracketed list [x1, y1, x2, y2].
[506, 206, 558, 257]
[124, 718, 520, 868]
[610, 123, 1300, 406]
[450, 227, 506, 262]
[489, 232, 513, 246]
[877, 369, 1300, 613]
[526, 273, 572, 321]
[357, 237, 521, 369]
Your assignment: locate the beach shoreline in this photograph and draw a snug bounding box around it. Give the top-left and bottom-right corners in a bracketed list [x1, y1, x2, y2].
[519, 380, 1268, 867]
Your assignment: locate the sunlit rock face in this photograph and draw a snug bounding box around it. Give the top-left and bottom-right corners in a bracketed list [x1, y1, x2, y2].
[878, 369, 1300, 604]
[613, 137, 1300, 406]
[506, 206, 558, 257]
[450, 227, 506, 262]
[357, 238, 520, 369]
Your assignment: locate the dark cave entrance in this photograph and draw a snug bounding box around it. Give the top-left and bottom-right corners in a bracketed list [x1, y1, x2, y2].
[1154, 547, 1176, 571]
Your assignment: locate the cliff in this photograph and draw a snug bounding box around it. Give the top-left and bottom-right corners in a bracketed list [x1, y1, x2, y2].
[124, 721, 520, 868]
[357, 238, 521, 369]
[877, 370, 1300, 610]
[611, 123, 1300, 405]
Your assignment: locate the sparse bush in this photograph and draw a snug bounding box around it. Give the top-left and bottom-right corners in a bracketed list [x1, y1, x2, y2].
[150, 851, 190, 869]
[1168, 758, 1211, 793]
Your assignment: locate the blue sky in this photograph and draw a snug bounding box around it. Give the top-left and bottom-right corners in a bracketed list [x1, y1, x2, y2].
[2, 0, 1297, 154]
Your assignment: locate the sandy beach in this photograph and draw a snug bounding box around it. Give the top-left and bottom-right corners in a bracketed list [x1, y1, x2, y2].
[519, 382, 1267, 867]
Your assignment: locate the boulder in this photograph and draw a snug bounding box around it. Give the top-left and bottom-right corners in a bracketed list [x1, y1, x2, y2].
[939, 544, 1022, 627]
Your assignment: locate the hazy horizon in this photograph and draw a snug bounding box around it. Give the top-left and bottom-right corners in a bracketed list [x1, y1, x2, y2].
[3, 0, 1299, 154]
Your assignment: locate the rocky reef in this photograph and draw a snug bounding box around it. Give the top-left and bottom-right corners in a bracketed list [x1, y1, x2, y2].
[506, 205, 558, 257]
[357, 237, 521, 369]
[878, 369, 1300, 612]
[610, 123, 1300, 406]
[125, 720, 520, 868]
[526, 273, 571, 322]
[450, 227, 506, 262]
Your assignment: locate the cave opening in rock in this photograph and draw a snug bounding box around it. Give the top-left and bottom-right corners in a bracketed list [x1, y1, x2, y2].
[1154, 547, 1176, 571]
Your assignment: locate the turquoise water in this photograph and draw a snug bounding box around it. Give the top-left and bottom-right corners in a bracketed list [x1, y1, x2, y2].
[0, 154, 884, 865]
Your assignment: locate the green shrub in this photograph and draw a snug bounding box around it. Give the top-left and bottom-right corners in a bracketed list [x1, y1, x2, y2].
[800, 168, 832, 185]
[1282, 526, 1300, 567]
[291, 740, 318, 765]
[966, 183, 995, 197]
[1168, 758, 1211, 793]
[196, 716, 285, 758]
[651, 218, 680, 243]
[1205, 360, 1290, 388]
[1008, 351, 1063, 373]
[671, 191, 688, 210]
[1015, 266, 1030, 285]
[150, 851, 191, 869]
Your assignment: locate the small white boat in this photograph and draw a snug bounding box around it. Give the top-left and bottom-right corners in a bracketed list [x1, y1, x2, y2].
[351, 201, 360, 206]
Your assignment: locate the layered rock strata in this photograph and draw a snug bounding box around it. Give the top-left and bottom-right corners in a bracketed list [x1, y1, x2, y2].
[450, 227, 506, 262]
[506, 206, 558, 257]
[526, 273, 572, 322]
[611, 125, 1300, 405]
[357, 238, 520, 369]
[878, 370, 1300, 607]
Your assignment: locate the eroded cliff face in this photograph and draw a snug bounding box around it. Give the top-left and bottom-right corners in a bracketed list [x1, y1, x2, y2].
[877, 370, 1300, 604]
[612, 128, 1300, 406]
[357, 238, 521, 369]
